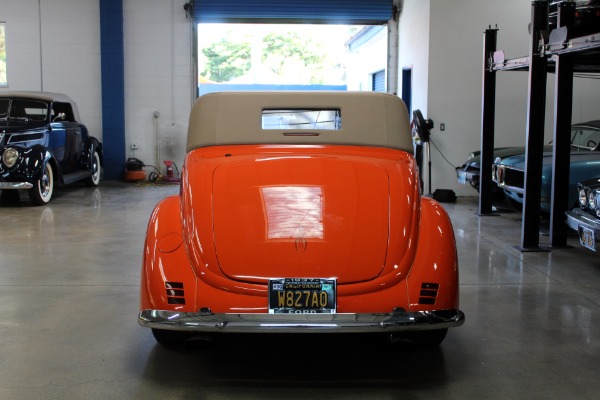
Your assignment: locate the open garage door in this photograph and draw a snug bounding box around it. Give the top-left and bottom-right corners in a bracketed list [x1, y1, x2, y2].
[192, 0, 396, 95]
[191, 0, 393, 24]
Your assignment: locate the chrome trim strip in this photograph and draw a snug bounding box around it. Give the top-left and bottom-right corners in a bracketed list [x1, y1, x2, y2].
[566, 208, 600, 235]
[138, 309, 465, 333]
[493, 164, 525, 193]
[496, 183, 525, 194]
[0, 182, 33, 189]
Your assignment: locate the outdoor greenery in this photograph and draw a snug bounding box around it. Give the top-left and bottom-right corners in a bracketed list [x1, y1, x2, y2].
[261, 32, 326, 84]
[200, 30, 329, 84]
[201, 38, 251, 82]
[0, 24, 6, 86]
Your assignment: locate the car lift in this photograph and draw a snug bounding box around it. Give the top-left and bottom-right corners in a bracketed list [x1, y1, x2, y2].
[479, 0, 600, 251]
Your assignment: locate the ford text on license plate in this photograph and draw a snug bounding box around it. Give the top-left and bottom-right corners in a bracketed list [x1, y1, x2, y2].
[268, 278, 336, 314]
[578, 225, 596, 251]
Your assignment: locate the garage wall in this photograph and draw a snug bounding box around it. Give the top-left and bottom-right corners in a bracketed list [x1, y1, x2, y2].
[398, 0, 430, 117]
[0, 0, 102, 140]
[401, 0, 600, 196]
[427, 0, 532, 196]
[0, 0, 193, 175]
[124, 0, 193, 171]
[3, 1, 597, 186]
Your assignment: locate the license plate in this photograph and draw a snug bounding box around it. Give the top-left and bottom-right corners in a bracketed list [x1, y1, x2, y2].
[268, 278, 336, 314]
[578, 225, 596, 251]
[457, 171, 467, 185]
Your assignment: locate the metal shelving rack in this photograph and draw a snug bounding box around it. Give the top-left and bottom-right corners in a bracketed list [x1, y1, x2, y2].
[479, 0, 600, 251]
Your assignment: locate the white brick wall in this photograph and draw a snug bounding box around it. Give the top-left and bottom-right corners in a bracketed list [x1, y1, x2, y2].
[124, 0, 192, 171]
[0, 0, 193, 172]
[0, 0, 102, 141]
[401, 0, 600, 196]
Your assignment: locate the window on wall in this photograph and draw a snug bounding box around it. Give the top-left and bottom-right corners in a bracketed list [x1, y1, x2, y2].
[0, 23, 6, 87]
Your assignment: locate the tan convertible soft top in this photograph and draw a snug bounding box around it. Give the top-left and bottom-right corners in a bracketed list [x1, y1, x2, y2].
[187, 91, 413, 154]
[0, 91, 82, 122]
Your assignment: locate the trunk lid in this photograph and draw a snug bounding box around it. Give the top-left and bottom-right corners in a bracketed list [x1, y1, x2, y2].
[211, 155, 391, 284]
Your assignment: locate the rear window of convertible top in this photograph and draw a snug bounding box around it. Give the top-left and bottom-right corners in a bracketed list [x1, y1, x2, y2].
[262, 109, 341, 131]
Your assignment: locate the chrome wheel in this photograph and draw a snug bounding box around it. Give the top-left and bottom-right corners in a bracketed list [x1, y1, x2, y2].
[86, 150, 101, 187]
[29, 163, 54, 205]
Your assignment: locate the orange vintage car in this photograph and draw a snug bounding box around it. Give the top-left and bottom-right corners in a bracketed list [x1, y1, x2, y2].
[138, 91, 464, 346]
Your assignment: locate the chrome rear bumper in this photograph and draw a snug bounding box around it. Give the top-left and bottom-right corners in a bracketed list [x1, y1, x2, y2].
[138, 309, 465, 333]
[0, 182, 33, 190]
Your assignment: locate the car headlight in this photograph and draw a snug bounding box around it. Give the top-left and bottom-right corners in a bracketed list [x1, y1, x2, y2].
[579, 187, 587, 207]
[589, 191, 597, 210]
[596, 190, 600, 217]
[2, 148, 19, 168]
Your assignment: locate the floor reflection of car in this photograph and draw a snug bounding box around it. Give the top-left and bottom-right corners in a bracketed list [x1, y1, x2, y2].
[0, 92, 103, 205]
[566, 177, 600, 251]
[492, 120, 600, 211]
[138, 91, 465, 348]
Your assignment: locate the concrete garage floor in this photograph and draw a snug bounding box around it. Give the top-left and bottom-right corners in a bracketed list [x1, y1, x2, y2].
[0, 183, 599, 399]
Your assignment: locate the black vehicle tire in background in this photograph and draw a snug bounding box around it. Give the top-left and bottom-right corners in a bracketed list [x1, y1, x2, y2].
[85, 150, 101, 187]
[151, 328, 192, 347]
[28, 163, 54, 206]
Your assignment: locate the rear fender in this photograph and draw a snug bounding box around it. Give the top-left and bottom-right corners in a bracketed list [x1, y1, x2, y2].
[140, 195, 198, 312]
[80, 137, 103, 170]
[406, 198, 459, 311]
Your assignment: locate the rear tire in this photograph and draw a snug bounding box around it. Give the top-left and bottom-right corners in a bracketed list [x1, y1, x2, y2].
[29, 163, 54, 205]
[85, 150, 101, 187]
[151, 329, 192, 347]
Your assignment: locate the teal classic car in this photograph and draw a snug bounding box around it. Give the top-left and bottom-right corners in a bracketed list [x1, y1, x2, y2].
[456, 145, 552, 199]
[457, 121, 600, 203]
[491, 120, 600, 211]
